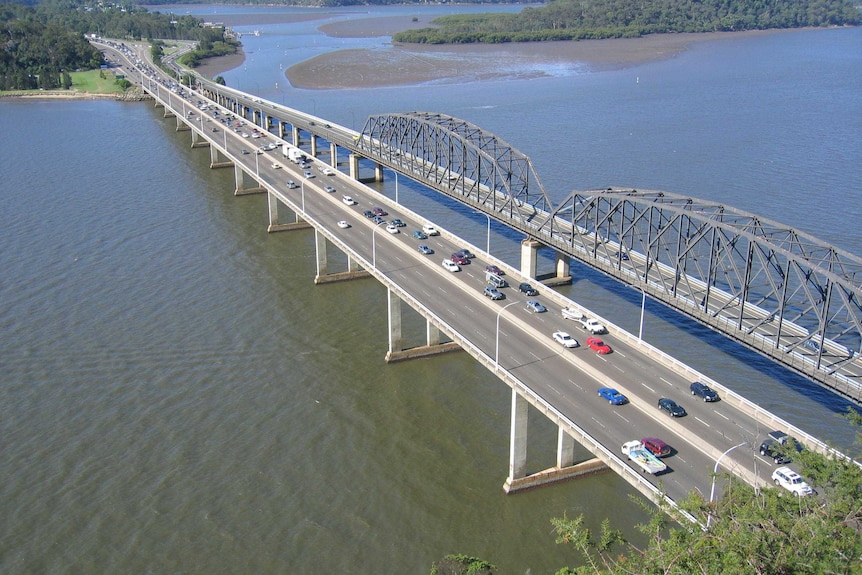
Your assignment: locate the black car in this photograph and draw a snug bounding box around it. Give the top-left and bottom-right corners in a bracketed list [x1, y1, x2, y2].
[518, 282, 539, 296]
[363, 210, 374, 218]
[454, 248, 475, 259]
[759, 439, 791, 464]
[690, 381, 720, 402]
[658, 398, 687, 417]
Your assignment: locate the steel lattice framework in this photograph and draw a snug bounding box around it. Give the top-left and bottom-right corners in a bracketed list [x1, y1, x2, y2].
[357, 112, 554, 217]
[354, 113, 862, 402]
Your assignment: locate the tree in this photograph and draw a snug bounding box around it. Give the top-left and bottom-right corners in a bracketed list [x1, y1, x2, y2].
[429, 554, 496, 575]
[550, 408, 862, 574]
[214, 76, 226, 86]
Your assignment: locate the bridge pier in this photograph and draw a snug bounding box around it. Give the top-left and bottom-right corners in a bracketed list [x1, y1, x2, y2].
[503, 390, 608, 494]
[382, 290, 462, 362]
[235, 165, 264, 196]
[191, 130, 210, 149]
[175, 116, 189, 131]
[266, 190, 309, 232]
[209, 145, 233, 169]
[519, 239, 572, 286]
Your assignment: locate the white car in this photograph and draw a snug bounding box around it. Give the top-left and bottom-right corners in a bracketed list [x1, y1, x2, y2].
[442, 259, 460, 272]
[336, 220, 350, 229]
[342, 195, 357, 205]
[422, 224, 440, 236]
[771, 467, 814, 496]
[324, 186, 335, 193]
[322, 167, 335, 176]
[287, 180, 298, 189]
[271, 162, 281, 169]
[304, 171, 315, 178]
[386, 224, 399, 234]
[552, 331, 579, 348]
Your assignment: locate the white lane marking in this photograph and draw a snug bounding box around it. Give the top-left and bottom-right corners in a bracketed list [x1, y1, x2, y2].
[614, 412, 630, 424]
[695, 417, 711, 428]
[714, 411, 730, 421]
[660, 377, 673, 386]
[641, 383, 655, 393]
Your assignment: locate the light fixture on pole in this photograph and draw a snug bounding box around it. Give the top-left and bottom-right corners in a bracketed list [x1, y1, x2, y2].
[495, 301, 520, 369]
[707, 441, 749, 530]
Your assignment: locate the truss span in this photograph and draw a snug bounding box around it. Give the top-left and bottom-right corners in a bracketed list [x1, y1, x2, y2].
[354, 114, 862, 403]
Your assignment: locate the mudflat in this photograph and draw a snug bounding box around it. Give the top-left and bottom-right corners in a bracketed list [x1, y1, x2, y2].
[195, 12, 785, 89]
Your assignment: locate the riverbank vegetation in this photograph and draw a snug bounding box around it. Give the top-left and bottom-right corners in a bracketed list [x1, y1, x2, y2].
[432, 409, 862, 574]
[394, 0, 862, 44]
[1, 0, 237, 90]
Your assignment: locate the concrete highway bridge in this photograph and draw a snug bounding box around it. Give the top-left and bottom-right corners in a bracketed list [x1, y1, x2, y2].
[96, 39, 859, 525]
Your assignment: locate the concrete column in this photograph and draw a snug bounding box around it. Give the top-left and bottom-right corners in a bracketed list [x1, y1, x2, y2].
[426, 322, 441, 346]
[235, 165, 244, 192]
[310, 134, 318, 157]
[520, 238, 541, 279]
[314, 229, 328, 277]
[348, 154, 360, 181]
[374, 163, 384, 182]
[557, 427, 575, 468]
[347, 255, 360, 272]
[278, 122, 285, 139]
[387, 289, 403, 355]
[292, 126, 300, 147]
[267, 190, 279, 227]
[555, 252, 570, 279]
[508, 390, 529, 481]
[329, 142, 338, 167]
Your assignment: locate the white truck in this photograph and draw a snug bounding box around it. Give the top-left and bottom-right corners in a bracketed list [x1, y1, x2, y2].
[561, 307, 607, 334]
[621, 440, 667, 475]
[283, 146, 306, 164]
[580, 317, 607, 334]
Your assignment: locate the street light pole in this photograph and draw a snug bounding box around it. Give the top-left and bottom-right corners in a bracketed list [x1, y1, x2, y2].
[638, 287, 645, 341]
[372, 220, 387, 268]
[474, 210, 491, 254]
[301, 181, 305, 213]
[495, 301, 521, 369]
[394, 171, 399, 204]
[707, 441, 749, 530]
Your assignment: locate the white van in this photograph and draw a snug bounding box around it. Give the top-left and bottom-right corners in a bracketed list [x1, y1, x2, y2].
[486, 272, 508, 288]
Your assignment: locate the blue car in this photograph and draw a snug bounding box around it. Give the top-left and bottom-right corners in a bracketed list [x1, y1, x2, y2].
[597, 387, 628, 405]
[412, 230, 428, 240]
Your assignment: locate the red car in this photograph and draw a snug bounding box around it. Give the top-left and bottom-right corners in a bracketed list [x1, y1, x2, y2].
[641, 438, 672, 457]
[485, 265, 504, 276]
[450, 253, 470, 265]
[586, 337, 612, 354]
[372, 207, 388, 216]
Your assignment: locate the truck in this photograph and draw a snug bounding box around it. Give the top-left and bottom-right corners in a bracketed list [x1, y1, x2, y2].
[580, 317, 607, 334]
[284, 146, 306, 164]
[621, 440, 667, 474]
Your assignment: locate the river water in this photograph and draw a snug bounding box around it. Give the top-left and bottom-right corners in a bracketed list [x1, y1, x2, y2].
[1, 7, 860, 574]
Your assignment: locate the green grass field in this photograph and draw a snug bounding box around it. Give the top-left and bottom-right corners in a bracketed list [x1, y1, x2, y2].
[0, 69, 126, 96]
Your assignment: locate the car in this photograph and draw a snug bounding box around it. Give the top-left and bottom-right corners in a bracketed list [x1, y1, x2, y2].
[450, 254, 469, 265]
[483, 286, 504, 300]
[518, 282, 539, 296]
[336, 220, 350, 229]
[322, 167, 335, 176]
[641, 438, 672, 457]
[271, 162, 281, 169]
[385, 224, 399, 234]
[802, 339, 821, 352]
[690, 381, 720, 402]
[597, 387, 628, 405]
[211, 127, 218, 132]
[372, 215, 386, 225]
[241, 149, 250, 155]
[418, 244, 434, 255]
[363, 210, 374, 218]
[485, 264, 504, 276]
[759, 439, 791, 464]
[372, 207, 388, 216]
[390, 218, 406, 227]
[286, 180, 298, 189]
[586, 337, 612, 354]
[299, 162, 311, 169]
[552, 331, 579, 348]
[342, 195, 357, 206]
[422, 224, 440, 236]
[412, 230, 428, 240]
[304, 171, 315, 178]
[324, 185, 335, 193]
[614, 250, 630, 260]
[657, 398, 687, 417]
[442, 259, 460, 272]
[767, 430, 804, 453]
[771, 467, 814, 496]
[454, 248, 475, 259]
[525, 299, 547, 313]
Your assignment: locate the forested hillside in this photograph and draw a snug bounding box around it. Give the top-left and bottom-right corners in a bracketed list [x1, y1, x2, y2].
[394, 0, 861, 44]
[0, 0, 233, 90]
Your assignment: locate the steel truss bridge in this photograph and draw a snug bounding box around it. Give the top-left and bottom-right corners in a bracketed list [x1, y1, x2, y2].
[356, 112, 862, 403]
